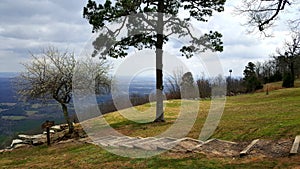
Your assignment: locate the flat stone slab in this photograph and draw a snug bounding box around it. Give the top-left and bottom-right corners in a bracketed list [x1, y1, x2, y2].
[290, 135, 300, 155]
[134, 137, 178, 150]
[240, 139, 260, 157]
[157, 140, 182, 150]
[10, 139, 23, 147]
[112, 138, 141, 147]
[96, 136, 133, 147]
[51, 125, 62, 131]
[158, 137, 203, 150]
[93, 135, 119, 143]
[18, 134, 46, 140]
[120, 137, 157, 148]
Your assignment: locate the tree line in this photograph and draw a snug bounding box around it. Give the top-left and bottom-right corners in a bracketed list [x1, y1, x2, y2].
[242, 31, 300, 92]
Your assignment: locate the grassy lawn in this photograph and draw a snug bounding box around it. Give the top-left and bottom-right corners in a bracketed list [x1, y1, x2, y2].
[84, 86, 300, 142]
[1, 82, 300, 168]
[1, 141, 300, 169]
[213, 87, 300, 141]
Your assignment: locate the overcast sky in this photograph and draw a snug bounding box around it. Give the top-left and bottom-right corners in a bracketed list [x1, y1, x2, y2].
[0, 0, 295, 77]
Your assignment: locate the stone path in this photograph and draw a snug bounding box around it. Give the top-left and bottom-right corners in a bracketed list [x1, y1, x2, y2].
[91, 135, 192, 151]
[85, 135, 300, 158]
[2, 123, 299, 158]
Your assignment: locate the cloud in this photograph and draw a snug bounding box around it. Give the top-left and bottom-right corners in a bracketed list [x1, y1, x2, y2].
[0, 0, 94, 72]
[0, 0, 292, 78]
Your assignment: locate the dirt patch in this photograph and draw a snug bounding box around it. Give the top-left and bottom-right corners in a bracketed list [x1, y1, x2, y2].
[246, 139, 294, 158]
[172, 138, 202, 152]
[192, 139, 248, 157]
[169, 138, 297, 159]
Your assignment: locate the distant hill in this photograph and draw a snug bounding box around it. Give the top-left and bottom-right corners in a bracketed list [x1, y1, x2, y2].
[0, 72, 19, 78]
[0, 75, 157, 148]
[0, 78, 17, 103]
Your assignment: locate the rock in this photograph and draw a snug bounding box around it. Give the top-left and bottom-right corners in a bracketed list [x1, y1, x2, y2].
[18, 134, 45, 140]
[0, 149, 6, 153]
[16, 134, 46, 146]
[10, 139, 24, 147]
[32, 139, 45, 146]
[43, 130, 55, 134]
[51, 125, 62, 132]
[0, 149, 12, 153]
[60, 124, 69, 130]
[13, 144, 29, 149]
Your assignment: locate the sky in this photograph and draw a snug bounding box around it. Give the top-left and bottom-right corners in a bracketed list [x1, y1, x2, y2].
[0, 0, 296, 77]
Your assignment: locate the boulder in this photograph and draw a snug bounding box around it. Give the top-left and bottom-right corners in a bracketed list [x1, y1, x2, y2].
[43, 130, 55, 135]
[10, 139, 23, 148]
[0, 149, 12, 153]
[18, 134, 45, 140]
[32, 139, 45, 146]
[9, 139, 33, 149]
[51, 125, 62, 132]
[13, 144, 30, 149]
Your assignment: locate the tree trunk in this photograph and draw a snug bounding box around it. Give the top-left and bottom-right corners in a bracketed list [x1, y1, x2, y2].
[61, 103, 74, 133]
[290, 61, 295, 87]
[154, 0, 165, 122]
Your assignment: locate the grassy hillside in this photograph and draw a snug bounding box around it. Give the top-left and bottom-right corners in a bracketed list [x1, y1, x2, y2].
[1, 83, 300, 168]
[1, 141, 300, 169]
[215, 87, 300, 141]
[83, 85, 300, 142]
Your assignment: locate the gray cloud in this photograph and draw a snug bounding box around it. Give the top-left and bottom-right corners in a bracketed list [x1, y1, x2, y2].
[0, 0, 290, 76]
[0, 0, 93, 72]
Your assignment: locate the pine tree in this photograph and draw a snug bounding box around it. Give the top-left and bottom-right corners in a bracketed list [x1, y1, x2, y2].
[83, 0, 225, 122]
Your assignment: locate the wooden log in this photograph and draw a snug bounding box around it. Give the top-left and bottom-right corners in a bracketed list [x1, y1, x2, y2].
[240, 139, 259, 157]
[290, 135, 300, 156]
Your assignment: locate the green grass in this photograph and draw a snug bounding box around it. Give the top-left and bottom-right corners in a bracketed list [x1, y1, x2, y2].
[83, 86, 300, 142]
[261, 79, 300, 92]
[214, 88, 300, 141]
[1, 142, 299, 169]
[1, 83, 300, 168]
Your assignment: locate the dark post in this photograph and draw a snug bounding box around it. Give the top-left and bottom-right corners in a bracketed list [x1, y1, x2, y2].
[42, 120, 55, 146]
[229, 69, 232, 94]
[46, 126, 50, 145]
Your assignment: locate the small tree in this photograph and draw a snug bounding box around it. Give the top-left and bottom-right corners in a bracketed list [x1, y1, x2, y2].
[282, 72, 294, 88]
[180, 72, 197, 99]
[243, 62, 263, 93]
[16, 47, 111, 133]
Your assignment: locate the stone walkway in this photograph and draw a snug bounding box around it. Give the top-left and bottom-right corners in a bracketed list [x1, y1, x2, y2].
[91, 135, 198, 151]
[85, 135, 300, 158]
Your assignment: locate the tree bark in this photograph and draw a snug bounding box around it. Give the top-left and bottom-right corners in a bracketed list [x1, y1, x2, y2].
[61, 103, 74, 133]
[154, 0, 165, 122]
[290, 61, 295, 87]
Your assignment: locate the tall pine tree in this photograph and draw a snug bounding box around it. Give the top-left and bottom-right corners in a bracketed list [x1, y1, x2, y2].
[83, 0, 225, 122]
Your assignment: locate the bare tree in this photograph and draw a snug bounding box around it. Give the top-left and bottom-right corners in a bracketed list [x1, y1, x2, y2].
[275, 32, 300, 87]
[236, 0, 299, 35]
[165, 68, 184, 100]
[197, 76, 212, 99]
[15, 47, 111, 133]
